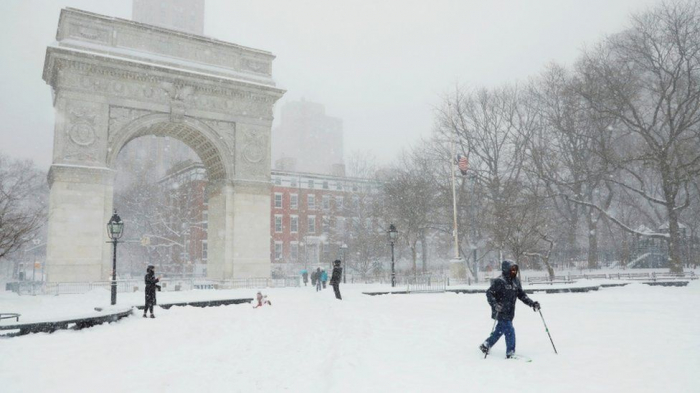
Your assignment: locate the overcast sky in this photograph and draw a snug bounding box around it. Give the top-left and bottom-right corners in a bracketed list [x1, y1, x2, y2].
[0, 0, 664, 170]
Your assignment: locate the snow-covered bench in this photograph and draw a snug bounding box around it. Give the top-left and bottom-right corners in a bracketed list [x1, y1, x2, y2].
[526, 276, 573, 285]
[0, 313, 20, 322]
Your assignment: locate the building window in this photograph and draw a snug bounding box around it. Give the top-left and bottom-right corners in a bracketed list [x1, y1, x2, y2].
[336, 196, 344, 210]
[352, 185, 358, 192]
[308, 195, 316, 210]
[336, 182, 343, 190]
[323, 181, 329, 189]
[308, 180, 314, 189]
[291, 178, 298, 187]
[308, 216, 316, 234]
[275, 215, 283, 233]
[322, 195, 330, 210]
[202, 210, 208, 231]
[290, 194, 298, 209]
[274, 242, 283, 260]
[202, 240, 208, 261]
[353, 196, 360, 210]
[291, 243, 299, 261]
[274, 177, 281, 185]
[274, 193, 283, 208]
[336, 217, 345, 234]
[322, 216, 329, 234]
[291, 215, 299, 233]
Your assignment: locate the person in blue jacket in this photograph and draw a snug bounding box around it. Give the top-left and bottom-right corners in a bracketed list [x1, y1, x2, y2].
[321, 269, 328, 289]
[479, 260, 540, 358]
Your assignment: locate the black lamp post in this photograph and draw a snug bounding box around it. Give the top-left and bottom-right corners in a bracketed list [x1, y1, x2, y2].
[106, 210, 124, 305]
[340, 243, 348, 283]
[388, 224, 398, 287]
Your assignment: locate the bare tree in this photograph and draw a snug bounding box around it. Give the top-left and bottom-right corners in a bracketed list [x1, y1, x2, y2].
[0, 153, 47, 262]
[575, 1, 700, 272]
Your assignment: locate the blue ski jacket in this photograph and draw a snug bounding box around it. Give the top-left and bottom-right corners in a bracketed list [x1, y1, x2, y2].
[486, 260, 535, 321]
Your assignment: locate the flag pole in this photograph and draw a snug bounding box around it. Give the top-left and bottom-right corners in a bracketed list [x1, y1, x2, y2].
[451, 139, 460, 260]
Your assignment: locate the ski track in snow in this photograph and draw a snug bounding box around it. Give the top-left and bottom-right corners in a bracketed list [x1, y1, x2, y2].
[1, 281, 699, 393]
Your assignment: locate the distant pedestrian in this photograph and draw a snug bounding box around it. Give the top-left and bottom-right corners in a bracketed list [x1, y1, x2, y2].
[330, 260, 342, 300]
[311, 269, 318, 287]
[315, 267, 322, 292]
[321, 269, 328, 289]
[302, 270, 309, 286]
[479, 260, 540, 358]
[144, 265, 161, 318]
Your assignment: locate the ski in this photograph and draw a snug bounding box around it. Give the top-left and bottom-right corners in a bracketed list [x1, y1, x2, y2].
[506, 355, 532, 362]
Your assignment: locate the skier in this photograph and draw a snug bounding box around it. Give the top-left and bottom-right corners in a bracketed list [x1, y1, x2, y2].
[321, 269, 328, 289]
[479, 260, 540, 358]
[330, 260, 342, 300]
[301, 270, 309, 286]
[143, 265, 161, 318]
[315, 267, 323, 292]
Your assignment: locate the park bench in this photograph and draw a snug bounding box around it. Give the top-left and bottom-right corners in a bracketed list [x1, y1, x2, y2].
[526, 276, 574, 285]
[0, 313, 21, 322]
[583, 274, 609, 279]
[613, 272, 651, 280]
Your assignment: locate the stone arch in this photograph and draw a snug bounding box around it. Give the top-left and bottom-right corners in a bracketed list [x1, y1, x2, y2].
[42, 8, 284, 283]
[107, 113, 233, 183]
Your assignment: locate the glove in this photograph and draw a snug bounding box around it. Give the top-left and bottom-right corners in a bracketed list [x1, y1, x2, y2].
[532, 301, 540, 311]
[494, 304, 503, 313]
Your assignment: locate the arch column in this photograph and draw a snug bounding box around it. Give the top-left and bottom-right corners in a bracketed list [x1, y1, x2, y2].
[46, 165, 115, 282]
[206, 180, 271, 279]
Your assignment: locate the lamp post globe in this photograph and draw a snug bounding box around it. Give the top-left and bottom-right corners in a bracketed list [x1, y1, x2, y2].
[106, 210, 124, 305]
[388, 224, 398, 287]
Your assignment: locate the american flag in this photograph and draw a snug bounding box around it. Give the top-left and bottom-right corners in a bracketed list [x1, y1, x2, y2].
[456, 154, 468, 175]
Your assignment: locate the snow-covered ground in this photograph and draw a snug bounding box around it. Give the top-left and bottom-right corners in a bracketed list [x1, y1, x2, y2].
[1, 280, 699, 393]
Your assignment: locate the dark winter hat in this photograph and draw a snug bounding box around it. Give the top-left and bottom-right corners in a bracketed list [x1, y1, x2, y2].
[333, 260, 341, 266]
[147, 265, 155, 271]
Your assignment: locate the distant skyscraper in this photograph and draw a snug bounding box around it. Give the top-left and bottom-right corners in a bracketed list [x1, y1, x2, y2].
[132, 0, 205, 35]
[272, 100, 345, 176]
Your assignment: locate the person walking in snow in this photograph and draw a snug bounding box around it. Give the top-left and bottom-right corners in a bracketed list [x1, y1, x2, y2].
[144, 265, 161, 318]
[315, 267, 323, 292]
[330, 260, 342, 300]
[321, 269, 328, 289]
[479, 260, 540, 358]
[302, 270, 309, 286]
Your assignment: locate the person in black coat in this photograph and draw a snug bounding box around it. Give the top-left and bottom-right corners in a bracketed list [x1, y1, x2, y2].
[144, 265, 161, 318]
[479, 260, 540, 358]
[330, 260, 342, 300]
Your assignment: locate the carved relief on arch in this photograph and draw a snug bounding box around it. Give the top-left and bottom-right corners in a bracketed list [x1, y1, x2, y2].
[235, 124, 269, 180]
[108, 106, 155, 144]
[59, 100, 106, 165]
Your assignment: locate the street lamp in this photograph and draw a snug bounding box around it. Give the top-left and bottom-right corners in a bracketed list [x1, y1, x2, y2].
[388, 224, 398, 287]
[106, 210, 124, 305]
[340, 243, 348, 283]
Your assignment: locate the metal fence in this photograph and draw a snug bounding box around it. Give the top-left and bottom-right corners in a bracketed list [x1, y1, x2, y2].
[406, 275, 447, 293]
[6, 276, 301, 296]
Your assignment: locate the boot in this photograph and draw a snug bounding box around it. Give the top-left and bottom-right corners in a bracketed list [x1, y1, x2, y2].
[150, 314, 155, 319]
[479, 343, 489, 355]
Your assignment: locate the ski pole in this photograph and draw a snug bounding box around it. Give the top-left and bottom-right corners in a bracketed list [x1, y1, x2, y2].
[484, 313, 498, 359]
[538, 309, 558, 354]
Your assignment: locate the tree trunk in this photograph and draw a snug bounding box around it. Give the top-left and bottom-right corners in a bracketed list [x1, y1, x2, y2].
[420, 230, 428, 273]
[586, 208, 599, 269]
[667, 208, 683, 273]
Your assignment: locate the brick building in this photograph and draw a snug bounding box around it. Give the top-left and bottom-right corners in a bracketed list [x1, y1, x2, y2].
[270, 170, 380, 276]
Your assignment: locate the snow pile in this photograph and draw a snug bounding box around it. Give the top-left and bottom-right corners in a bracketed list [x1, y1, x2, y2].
[1, 282, 698, 392]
